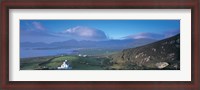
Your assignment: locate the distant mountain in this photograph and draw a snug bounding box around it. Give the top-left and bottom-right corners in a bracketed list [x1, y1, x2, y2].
[110, 34, 180, 70]
[20, 42, 48, 47]
[124, 32, 165, 40]
[20, 38, 157, 50]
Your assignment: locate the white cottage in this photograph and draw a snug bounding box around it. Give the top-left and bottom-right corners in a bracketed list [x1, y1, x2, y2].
[57, 60, 70, 69]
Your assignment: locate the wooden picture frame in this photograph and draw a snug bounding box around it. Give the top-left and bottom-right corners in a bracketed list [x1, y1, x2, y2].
[0, 0, 199, 90]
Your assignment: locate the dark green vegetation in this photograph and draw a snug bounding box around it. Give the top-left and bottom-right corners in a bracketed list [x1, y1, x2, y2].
[20, 56, 56, 70]
[20, 34, 180, 70]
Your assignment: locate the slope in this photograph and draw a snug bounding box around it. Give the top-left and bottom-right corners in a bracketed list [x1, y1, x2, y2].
[110, 34, 180, 70]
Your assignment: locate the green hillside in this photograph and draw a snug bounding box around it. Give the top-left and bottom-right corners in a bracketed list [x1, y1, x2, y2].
[20, 55, 111, 70]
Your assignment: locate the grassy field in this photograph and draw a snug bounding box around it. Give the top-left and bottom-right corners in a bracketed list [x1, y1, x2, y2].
[20, 56, 56, 70]
[20, 55, 111, 70]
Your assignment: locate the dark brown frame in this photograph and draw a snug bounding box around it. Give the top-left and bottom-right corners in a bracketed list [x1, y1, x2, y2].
[0, 0, 199, 90]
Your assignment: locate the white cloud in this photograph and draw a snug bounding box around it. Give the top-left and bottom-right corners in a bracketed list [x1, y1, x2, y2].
[63, 26, 108, 41]
[124, 32, 164, 40]
[32, 22, 46, 30]
[124, 30, 180, 40]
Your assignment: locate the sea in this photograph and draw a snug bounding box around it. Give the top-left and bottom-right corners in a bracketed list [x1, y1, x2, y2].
[20, 48, 76, 58]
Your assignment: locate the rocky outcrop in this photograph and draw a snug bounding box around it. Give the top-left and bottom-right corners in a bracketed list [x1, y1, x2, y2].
[155, 62, 169, 69]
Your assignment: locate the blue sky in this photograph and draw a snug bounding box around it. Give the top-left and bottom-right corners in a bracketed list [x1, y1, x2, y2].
[20, 20, 180, 43]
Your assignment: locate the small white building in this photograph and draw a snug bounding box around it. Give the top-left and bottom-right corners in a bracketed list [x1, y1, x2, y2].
[57, 60, 70, 70]
[83, 55, 87, 57]
[78, 54, 87, 57]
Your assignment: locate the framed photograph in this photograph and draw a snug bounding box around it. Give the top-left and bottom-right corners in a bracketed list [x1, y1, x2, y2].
[1, 0, 199, 90]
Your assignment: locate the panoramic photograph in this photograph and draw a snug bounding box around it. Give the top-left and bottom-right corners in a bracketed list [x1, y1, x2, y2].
[20, 20, 180, 70]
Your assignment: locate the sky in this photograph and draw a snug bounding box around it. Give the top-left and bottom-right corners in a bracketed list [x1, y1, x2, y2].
[20, 20, 180, 43]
